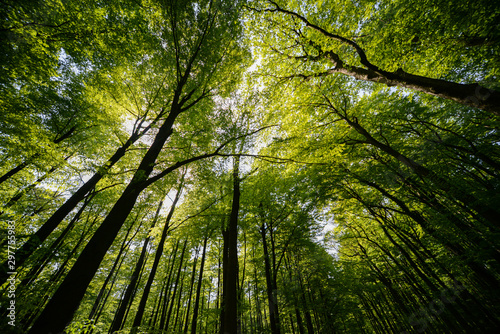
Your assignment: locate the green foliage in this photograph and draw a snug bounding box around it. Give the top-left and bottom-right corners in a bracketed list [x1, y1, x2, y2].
[1, 1, 499, 333]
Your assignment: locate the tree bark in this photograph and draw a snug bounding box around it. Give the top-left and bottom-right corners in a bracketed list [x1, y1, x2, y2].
[191, 235, 208, 334]
[0, 132, 142, 286]
[260, 223, 281, 334]
[130, 185, 183, 334]
[183, 247, 199, 333]
[265, 1, 500, 116]
[27, 105, 182, 334]
[87, 218, 138, 324]
[221, 157, 241, 334]
[155, 239, 180, 328]
[163, 240, 188, 331]
[109, 201, 163, 333]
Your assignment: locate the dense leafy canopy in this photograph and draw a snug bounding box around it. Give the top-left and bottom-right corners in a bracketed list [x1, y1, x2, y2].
[1, 0, 499, 333]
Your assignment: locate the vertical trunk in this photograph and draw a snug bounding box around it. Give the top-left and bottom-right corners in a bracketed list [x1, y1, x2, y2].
[289, 313, 296, 334]
[109, 201, 163, 333]
[183, 249, 198, 333]
[154, 240, 181, 326]
[285, 254, 305, 334]
[295, 308, 305, 334]
[27, 108, 181, 334]
[248, 280, 255, 333]
[253, 246, 264, 331]
[260, 224, 281, 334]
[93, 250, 130, 328]
[215, 239, 222, 334]
[148, 279, 163, 328]
[294, 261, 314, 334]
[238, 231, 247, 333]
[88, 218, 138, 323]
[219, 229, 229, 334]
[182, 254, 198, 333]
[130, 183, 183, 333]
[172, 265, 187, 331]
[221, 157, 241, 334]
[163, 240, 188, 330]
[191, 235, 208, 334]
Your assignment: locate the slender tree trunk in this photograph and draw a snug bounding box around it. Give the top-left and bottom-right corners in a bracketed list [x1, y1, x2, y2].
[164, 240, 188, 331]
[109, 201, 163, 333]
[130, 184, 183, 334]
[27, 106, 182, 334]
[183, 248, 198, 333]
[215, 239, 222, 334]
[260, 224, 281, 334]
[172, 263, 187, 331]
[87, 218, 138, 324]
[157, 239, 180, 328]
[285, 254, 305, 334]
[93, 250, 130, 329]
[221, 157, 241, 334]
[191, 235, 208, 334]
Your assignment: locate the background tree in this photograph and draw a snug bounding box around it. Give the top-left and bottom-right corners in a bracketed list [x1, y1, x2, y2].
[1, 1, 499, 333]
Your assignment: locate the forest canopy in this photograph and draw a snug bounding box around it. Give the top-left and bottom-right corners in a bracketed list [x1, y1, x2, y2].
[1, 0, 499, 333]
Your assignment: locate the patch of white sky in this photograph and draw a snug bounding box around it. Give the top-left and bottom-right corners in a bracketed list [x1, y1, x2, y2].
[55, 33, 337, 256]
[315, 212, 338, 257]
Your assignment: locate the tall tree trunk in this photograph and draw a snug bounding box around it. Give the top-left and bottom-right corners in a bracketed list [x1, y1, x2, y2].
[221, 157, 241, 334]
[183, 248, 199, 333]
[191, 235, 208, 334]
[163, 240, 188, 331]
[260, 223, 281, 334]
[109, 201, 163, 333]
[27, 105, 183, 334]
[87, 218, 138, 325]
[172, 263, 187, 331]
[20, 213, 93, 330]
[157, 239, 180, 328]
[130, 184, 183, 334]
[1, 130, 145, 285]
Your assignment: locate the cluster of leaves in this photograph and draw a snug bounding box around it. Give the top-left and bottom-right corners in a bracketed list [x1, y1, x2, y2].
[1, 0, 499, 333]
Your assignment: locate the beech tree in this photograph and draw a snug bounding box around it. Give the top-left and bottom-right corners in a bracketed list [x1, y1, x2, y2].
[1, 1, 499, 334]
[246, 0, 500, 115]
